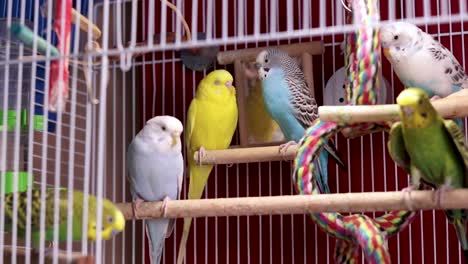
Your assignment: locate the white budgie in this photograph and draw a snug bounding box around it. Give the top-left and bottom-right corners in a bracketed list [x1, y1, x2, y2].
[380, 21, 468, 99]
[127, 116, 184, 264]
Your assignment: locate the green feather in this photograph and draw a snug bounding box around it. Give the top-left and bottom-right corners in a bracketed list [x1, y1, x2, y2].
[3, 188, 125, 248]
[389, 87, 468, 254]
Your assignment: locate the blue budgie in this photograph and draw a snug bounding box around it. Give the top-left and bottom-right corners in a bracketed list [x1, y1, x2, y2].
[127, 115, 184, 264]
[380, 21, 467, 129]
[255, 48, 346, 193]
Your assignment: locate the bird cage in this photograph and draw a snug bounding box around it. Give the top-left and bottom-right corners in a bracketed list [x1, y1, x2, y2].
[1, 0, 468, 264]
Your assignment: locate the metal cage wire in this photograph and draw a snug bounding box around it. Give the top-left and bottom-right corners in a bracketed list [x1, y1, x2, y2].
[0, 0, 467, 263]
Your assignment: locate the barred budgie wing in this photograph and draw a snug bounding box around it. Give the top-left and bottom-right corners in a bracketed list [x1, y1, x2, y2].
[284, 73, 318, 128]
[427, 41, 468, 87]
[388, 122, 411, 173]
[4, 189, 69, 232]
[285, 71, 346, 169]
[443, 119, 468, 184]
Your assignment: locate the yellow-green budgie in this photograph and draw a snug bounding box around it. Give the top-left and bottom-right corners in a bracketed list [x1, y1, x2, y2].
[4, 188, 125, 252]
[177, 69, 238, 264]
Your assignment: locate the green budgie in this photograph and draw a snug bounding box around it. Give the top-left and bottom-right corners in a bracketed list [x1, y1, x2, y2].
[388, 87, 468, 261]
[4, 189, 126, 249]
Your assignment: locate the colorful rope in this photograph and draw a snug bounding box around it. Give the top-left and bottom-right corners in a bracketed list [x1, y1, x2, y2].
[343, 0, 392, 137]
[292, 1, 419, 262]
[293, 121, 418, 263]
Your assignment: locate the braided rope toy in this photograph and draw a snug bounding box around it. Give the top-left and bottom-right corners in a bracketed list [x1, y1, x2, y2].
[342, 0, 392, 138]
[293, 121, 417, 263]
[292, 0, 418, 263]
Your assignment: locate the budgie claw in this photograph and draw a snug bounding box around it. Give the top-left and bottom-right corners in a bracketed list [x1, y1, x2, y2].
[278, 141, 297, 156]
[161, 196, 171, 217]
[227, 163, 234, 168]
[402, 185, 416, 210]
[197, 147, 207, 165]
[132, 197, 145, 218]
[433, 183, 453, 208]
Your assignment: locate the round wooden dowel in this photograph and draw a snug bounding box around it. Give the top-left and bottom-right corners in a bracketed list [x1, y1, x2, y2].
[193, 145, 298, 165]
[117, 189, 468, 220]
[217, 42, 324, 65]
[72, 9, 102, 40]
[319, 95, 468, 124]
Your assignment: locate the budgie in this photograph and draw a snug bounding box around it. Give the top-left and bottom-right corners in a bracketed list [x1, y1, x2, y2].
[127, 115, 184, 264]
[380, 21, 467, 129]
[4, 189, 125, 250]
[255, 48, 346, 193]
[388, 87, 468, 261]
[245, 64, 284, 143]
[176, 69, 238, 264]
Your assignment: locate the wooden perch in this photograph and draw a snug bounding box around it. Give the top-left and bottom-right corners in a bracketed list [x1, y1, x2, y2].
[72, 9, 101, 40]
[41, 3, 101, 40]
[217, 41, 324, 65]
[319, 95, 468, 124]
[193, 145, 298, 165]
[117, 189, 468, 220]
[3, 246, 94, 264]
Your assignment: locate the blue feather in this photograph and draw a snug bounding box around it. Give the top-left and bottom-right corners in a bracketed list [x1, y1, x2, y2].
[261, 67, 332, 193]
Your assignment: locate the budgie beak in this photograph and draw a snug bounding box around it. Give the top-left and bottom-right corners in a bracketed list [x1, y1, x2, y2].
[225, 81, 234, 92]
[401, 106, 414, 116]
[101, 209, 126, 240]
[88, 209, 126, 241]
[396, 90, 420, 119]
[171, 132, 181, 147]
[112, 209, 126, 233]
[383, 47, 391, 59]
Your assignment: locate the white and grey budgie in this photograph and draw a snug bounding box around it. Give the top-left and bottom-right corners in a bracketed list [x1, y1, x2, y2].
[126, 115, 184, 264]
[380, 21, 468, 98]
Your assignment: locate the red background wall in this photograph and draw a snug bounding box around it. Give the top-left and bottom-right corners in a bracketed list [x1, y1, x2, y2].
[137, 1, 468, 263]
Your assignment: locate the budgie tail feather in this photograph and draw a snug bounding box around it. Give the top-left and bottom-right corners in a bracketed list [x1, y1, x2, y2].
[146, 219, 170, 264]
[448, 212, 468, 264]
[177, 164, 213, 264]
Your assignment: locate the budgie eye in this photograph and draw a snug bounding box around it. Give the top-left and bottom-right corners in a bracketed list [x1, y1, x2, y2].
[394, 35, 399, 40]
[421, 112, 427, 118]
[214, 80, 221, 85]
[107, 215, 114, 224]
[161, 126, 166, 131]
[264, 59, 269, 63]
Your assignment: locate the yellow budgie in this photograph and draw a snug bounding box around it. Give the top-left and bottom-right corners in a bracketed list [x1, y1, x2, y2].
[177, 69, 238, 264]
[246, 78, 283, 143]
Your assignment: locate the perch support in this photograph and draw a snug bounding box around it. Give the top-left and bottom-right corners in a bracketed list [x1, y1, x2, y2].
[117, 189, 468, 220]
[3, 246, 94, 264]
[193, 145, 298, 165]
[234, 59, 249, 147]
[41, 3, 102, 40]
[319, 95, 468, 124]
[217, 41, 324, 65]
[301, 52, 315, 98]
[71, 9, 101, 40]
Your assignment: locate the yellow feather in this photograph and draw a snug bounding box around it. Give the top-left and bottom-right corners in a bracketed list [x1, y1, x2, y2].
[246, 80, 283, 143]
[177, 70, 238, 264]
